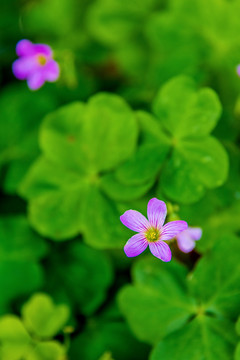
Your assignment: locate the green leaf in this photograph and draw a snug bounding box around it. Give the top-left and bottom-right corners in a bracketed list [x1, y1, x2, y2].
[160, 136, 229, 203]
[0, 315, 65, 360]
[145, 13, 201, 85]
[47, 243, 113, 315]
[160, 146, 205, 204]
[115, 111, 171, 186]
[22, 0, 75, 37]
[82, 187, 128, 249]
[87, 0, 156, 47]
[153, 75, 222, 138]
[69, 319, 150, 360]
[98, 352, 115, 360]
[4, 158, 37, 195]
[99, 172, 154, 201]
[180, 137, 229, 188]
[0, 315, 31, 360]
[39, 102, 87, 174]
[172, 0, 240, 68]
[236, 317, 240, 336]
[22, 293, 70, 338]
[0, 216, 47, 261]
[0, 217, 45, 314]
[236, 316, 240, 360]
[26, 341, 65, 360]
[0, 261, 43, 315]
[117, 256, 196, 345]
[81, 93, 138, 172]
[189, 235, 240, 318]
[0, 85, 55, 161]
[27, 189, 87, 240]
[199, 202, 240, 252]
[19, 156, 89, 240]
[19, 156, 85, 200]
[40, 93, 137, 174]
[0, 84, 56, 192]
[21, 94, 138, 243]
[151, 316, 237, 360]
[235, 344, 240, 360]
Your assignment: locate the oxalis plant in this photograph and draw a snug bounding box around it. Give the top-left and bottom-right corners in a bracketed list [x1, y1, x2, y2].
[1, 0, 240, 359]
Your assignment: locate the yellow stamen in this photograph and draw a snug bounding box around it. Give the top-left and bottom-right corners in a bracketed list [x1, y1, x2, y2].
[145, 227, 160, 242]
[37, 55, 47, 66]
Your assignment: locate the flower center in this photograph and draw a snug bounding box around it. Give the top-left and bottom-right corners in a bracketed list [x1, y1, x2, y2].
[145, 227, 160, 242]
[37, 55, 47, 66]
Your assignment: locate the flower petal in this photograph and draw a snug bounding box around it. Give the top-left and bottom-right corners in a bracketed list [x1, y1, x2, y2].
[187, 227, 202, 241]
[147, 198, 167, 229]
[27, 72, 45, 90]
[177, 231, 196, 253]
[44, 60, 60, 82]
[149, 241, 172, 262]
[16, 39, 34, 56]
[120, 210, 150, 232]
[124, 233, 148, 257]
[33, 44, 53, 57]
[12, 57, 38, 80]
[160, 220, 188, 241]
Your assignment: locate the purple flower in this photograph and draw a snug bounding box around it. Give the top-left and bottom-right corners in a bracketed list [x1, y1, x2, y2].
[120, 198, 188, 262]
[12, 39, 60, 90]
[176, 227, 202, 253]
[237, 65, 240, 77]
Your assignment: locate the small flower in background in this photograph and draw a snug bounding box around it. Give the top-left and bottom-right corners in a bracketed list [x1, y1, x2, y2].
[176, 227, 202, 253]
[120, 198, 188, 262]
[12, 39, 60, 90]
[237, 65, 240, 77]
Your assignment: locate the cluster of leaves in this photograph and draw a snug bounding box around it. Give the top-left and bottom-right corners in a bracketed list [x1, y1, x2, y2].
[1, 0, 240, 359]
[0, 293, 69, 359]
[19, 76, 228, 245]
[119, 235, 240, 358]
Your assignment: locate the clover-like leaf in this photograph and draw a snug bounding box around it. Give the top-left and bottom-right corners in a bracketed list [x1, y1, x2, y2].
[118, 256, 196, 345]
[118, 234, 240, 353]
[22, 0, 75, 37]
[235, 317, 240, 360]
[20, 94, 139, 244]
[87, 0, 157, 47]
[172, 0, 240, 69]
[40, 94, 137, 174]
[0, 315, 32, 360]
[151, 316, 237, 360]
[160, 136, 229, 203]
[25, 341, 65, 360]
[22, 293, 70, 338]
[99, 172, 154, 202]
[145, 13, 202, 85]
[0, 216, 47, 261]
[0, 216, 46, 314]
[0, 314, 66, 360]
[0, 261, 43, 315]
[153, 76, 222, 139]
[115, 111, 171, 186]
[82, 187, 130, 249]
[46, 243, 113, 315]
[69, 319, 150, 360]
[149, 76, 229, 203]
[188, 234, 240, 319]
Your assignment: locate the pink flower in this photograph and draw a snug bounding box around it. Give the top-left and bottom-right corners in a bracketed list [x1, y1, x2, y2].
[237, 65, 240, 77]
[176, 227, 202, 253]
[12, 39, 60, 90]
[120, 198, 188, 262]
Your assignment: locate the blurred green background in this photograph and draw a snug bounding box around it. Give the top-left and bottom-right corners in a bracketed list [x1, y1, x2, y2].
[1, 0, 240, 359]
